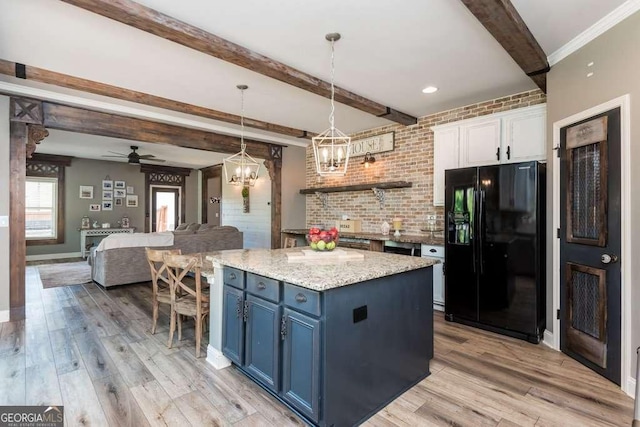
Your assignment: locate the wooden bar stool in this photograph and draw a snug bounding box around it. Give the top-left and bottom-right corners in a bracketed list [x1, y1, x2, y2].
[145, 248, 182, 334]
[163, 253, 209, 358]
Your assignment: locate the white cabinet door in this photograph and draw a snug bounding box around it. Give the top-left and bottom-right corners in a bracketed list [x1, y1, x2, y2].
[503, 106, 546, 163]
[460, 119, 501, 167]
[433, 127, 459, 206]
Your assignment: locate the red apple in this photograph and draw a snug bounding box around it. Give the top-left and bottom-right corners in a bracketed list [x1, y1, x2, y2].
[309, 227, 321, 235]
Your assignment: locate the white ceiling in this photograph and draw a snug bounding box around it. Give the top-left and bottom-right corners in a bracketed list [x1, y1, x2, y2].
[39, 129, 229, 169]
[0, 0, 633, 164]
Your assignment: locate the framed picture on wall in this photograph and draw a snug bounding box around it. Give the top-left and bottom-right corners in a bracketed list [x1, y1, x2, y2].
[79, 185, 94, 199]
[126, 186, 134, 194]
[102, 190, 113, 200]
[126, 195, 138, 207]
[81, 216, 91, 229]
[115, 198, 123, 207]
[102, 180, 113, 190]
[114, 181, 126, 189]
[114, 189, 126, 198]
[102, 201, 113, 211]
[89, 204, 101, 212]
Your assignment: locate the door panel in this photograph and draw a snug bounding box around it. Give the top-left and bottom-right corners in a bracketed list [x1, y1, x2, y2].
[444, 167, 477, 321]
[222, 285, 244, 365]
[282, 308, 321, 423]
[244, 295, 280, 392]
[560, 109, 621, 385]
[566, 263, 607, 367]
[478, 163, 538, 335]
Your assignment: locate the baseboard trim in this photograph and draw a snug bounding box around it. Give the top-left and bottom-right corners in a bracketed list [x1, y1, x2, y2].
[542, 330, 558, 350]
[206, 344, 231, 370]
[0, 310, 9, 323]
[26, 252, 82, 261]
[626, 375, 636, 398]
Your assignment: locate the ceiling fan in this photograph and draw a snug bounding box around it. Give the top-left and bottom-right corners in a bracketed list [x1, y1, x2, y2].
[102, 146, 166, 164]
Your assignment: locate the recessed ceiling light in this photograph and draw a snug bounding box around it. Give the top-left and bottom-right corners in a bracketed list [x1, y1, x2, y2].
[422, 86, 438, 94]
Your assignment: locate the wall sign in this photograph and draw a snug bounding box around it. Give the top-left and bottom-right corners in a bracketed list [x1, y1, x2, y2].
[349, 132, 394, 158]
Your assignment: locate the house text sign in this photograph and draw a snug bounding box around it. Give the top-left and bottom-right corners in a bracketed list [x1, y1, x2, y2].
[349, 132, 394, 158]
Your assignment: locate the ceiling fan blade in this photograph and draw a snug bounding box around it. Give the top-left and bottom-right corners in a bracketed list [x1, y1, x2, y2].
[102, 155, 127, 158]
[138, 154, 157, 159]
[143, 158, 166, 163]
[107, 151, 128, 156]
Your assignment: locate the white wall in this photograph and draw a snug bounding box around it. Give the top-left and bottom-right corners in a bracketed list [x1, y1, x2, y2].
[281, 145, 307, 230]
[0, 96, 10, 321]
[221, 160, 272, 248]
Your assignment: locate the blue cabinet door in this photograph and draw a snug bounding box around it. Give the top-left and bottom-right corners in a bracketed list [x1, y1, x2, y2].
[244, 294, 281, 392]
[282, 308, 321, 423]
[222, 285, 244, 365]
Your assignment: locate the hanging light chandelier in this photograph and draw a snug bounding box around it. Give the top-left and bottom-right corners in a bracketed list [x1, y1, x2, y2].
[312, 33, 351, 177]
[224, 85, 261, 186]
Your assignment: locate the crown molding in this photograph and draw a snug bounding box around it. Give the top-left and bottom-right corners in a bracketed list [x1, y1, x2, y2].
[548, 0, 640, 66]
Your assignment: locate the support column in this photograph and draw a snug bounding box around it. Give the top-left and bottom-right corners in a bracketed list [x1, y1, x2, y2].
[265, 145, 282, 249]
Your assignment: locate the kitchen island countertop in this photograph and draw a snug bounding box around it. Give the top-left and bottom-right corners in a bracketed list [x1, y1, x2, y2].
[205, 247, 437, 291]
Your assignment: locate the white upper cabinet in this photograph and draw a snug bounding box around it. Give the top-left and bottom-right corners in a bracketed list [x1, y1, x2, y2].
[433, 127, 459, 206]
[431, 104, 546, 206]
[502, 105, 547, 163]
[459, 119, 501, 167]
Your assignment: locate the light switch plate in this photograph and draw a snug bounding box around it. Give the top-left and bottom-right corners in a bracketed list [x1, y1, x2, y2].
[0, 216, 8, 227]
[426, 215, 436, 221]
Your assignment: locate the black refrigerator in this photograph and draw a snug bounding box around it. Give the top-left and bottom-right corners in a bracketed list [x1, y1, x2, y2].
[444, 161, 545, 343]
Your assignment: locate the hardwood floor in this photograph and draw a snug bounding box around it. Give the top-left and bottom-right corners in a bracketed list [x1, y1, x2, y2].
[0, 265, 633, 426]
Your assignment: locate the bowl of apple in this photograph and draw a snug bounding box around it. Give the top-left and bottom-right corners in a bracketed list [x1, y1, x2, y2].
[306, 227, 339, 251]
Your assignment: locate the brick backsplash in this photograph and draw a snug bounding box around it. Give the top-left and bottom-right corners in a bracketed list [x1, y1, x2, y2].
[305, 89, 546, 234]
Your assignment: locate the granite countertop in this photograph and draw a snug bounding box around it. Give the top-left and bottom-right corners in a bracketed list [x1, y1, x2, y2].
[282, 229, 445, 246]
[204, 248, 438, 291]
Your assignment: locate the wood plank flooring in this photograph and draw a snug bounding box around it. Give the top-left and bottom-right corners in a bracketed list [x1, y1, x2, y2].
[0, 265, 633, 426]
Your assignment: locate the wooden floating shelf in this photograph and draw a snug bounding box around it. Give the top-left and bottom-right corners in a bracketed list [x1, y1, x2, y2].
[300, 181, 412, 194]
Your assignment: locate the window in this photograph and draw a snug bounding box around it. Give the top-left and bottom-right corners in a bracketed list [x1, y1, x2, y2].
[26, 177, 58, 240]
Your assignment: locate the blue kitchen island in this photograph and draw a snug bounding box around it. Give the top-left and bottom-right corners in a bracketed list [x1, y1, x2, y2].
[205, 248, 436, 426]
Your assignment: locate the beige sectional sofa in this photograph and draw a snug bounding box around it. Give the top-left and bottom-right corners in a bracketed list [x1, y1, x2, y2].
[91, 224, 243, 287]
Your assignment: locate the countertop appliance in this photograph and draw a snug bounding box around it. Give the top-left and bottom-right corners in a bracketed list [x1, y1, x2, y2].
[383, 240, 421, 256]
[444, 161, 545, 343]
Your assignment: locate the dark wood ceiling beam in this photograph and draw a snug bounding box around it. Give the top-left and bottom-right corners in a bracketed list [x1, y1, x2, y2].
[0, 58, 311, 139]
[460, 0, 549, 92]
[42, 102, 272, 159]
[60, 0, 418, 125]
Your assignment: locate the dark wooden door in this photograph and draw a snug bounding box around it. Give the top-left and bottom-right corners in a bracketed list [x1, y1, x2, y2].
[222, 285, 244, 366]
[282, 308, 321, 423]
[244, 294, 281, 392]
[560, 108, 621, 384]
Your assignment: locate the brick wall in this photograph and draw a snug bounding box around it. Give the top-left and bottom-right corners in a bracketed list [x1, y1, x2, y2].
[305, 89, 546, 234]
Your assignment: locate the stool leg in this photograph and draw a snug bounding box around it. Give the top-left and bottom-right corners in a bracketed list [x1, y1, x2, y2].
[177, 313, 182, 341]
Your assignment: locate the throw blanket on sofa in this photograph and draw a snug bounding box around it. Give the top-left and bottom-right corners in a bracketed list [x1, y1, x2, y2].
[96, 232, 174, 251]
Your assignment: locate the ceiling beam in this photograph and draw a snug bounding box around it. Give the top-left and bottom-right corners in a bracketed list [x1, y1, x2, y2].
[60, 0, 418, 125]
[42, 102, 273, 159]
[0, 58, 312, 139]
[460, 0, 549, 92]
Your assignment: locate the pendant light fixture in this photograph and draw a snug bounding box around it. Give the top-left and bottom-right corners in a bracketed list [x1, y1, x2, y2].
[224, 85, 261, 186]
[312, 33, 351, 177]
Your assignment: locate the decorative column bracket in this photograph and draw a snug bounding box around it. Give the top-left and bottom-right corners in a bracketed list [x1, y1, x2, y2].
[315, 191, 329, 209]
[372, 187, 385, 209]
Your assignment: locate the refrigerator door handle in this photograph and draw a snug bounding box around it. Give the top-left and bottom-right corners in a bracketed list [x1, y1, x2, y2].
[478, 190, 485, 275]
[472, 190, 477, 274]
